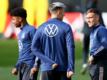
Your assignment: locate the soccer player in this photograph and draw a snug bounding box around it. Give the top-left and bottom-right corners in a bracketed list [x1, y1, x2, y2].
[86, 8, 107, 80]
[31, 2, 75, 80]
[11, 7, 39, 80]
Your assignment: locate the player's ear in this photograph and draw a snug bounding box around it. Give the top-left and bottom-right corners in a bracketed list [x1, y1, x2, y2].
[95, 14, 100, 22]
[57, 9, 62, 15]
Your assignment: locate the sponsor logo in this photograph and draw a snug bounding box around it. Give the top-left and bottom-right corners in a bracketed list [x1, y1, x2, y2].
[45, 24, 58, 37]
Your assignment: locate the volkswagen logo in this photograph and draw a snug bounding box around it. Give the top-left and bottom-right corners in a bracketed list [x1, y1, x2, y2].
[44, 24, 58, 37]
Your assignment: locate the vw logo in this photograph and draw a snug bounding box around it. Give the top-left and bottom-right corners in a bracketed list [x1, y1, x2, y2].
[45, 24, 58, 37]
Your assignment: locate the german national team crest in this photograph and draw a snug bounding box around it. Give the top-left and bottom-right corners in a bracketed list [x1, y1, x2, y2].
[44, 24, 58, 37]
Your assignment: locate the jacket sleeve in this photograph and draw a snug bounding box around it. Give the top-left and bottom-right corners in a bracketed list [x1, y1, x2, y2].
[66, 26, 75, 72]
[31, 30, 55, 65]
[15, 61, 21, 69]
[33, 57, 40, 68]
[93, 27, 107, 57]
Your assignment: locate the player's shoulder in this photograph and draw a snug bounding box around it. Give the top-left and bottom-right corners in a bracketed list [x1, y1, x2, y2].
[38, 22, 46, 29]
[62, 21, 71, 28]
[26, 24, 36, 30]
[97, 25, 106, 31]
[95, 25, 107, 35]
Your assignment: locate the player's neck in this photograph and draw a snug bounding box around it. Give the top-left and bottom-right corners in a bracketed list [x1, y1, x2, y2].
[51, 15, 63, 21]
[21, 20, 27, 28]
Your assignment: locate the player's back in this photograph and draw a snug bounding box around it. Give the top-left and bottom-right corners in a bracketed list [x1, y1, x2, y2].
[37, 18, 74, 71]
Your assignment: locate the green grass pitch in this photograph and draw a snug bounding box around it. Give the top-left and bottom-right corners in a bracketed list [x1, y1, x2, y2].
[0, 39, 90, 80]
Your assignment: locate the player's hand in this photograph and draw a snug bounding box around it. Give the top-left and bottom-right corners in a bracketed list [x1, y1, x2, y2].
[52, 63, 58, 69]
[67, 71, 74, 79]
[88, 55, 94, 64]
[30, 67, 38, 77]
[11, 68, 18, 75]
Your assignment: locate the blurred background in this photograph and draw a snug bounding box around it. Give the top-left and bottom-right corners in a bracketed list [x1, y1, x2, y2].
[0, 0, 107, 80]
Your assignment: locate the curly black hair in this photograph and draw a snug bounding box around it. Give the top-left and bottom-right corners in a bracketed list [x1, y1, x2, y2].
[10, 7, 27, 19]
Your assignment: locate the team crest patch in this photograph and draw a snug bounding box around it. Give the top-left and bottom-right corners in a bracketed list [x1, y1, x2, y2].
[44, 24, 58, 37]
